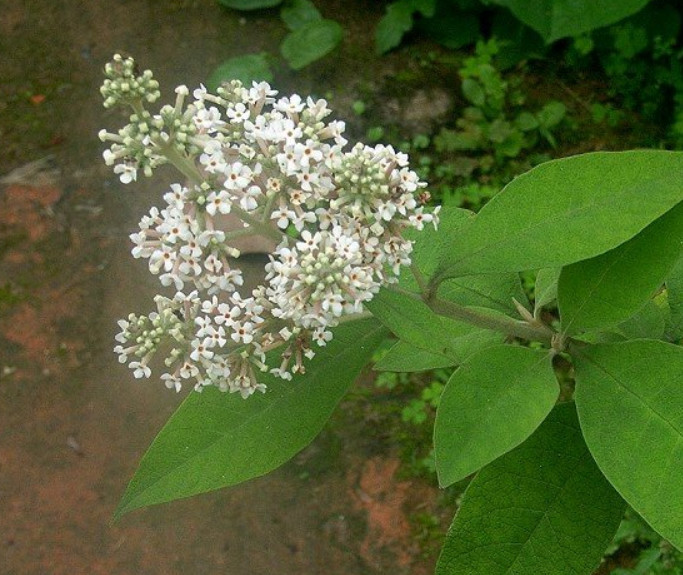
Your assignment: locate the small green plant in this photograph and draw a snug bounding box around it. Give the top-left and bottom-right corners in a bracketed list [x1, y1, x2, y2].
[591, 102, 626, 128]
[376, 0, 654, 55]
[372, 344, 450, 477]
[401, 380, 443, 422]
[434, 39, 566, 169]
[392, 39, 565, 210]
[567, 1, 683, 146]
[438, 182, 499, 211]
[606, 510, 683, 574]
[210, 0, 342, 84]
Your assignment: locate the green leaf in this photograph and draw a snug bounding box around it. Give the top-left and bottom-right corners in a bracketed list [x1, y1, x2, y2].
[401, 205, 473, 279]
[488, 0, 651, 43]
[376, 1, 414, 54]
[438, 274, 530, 316]
[666, 255, 683, 341]
[401, 206, 530, 316]
[437, 151, 683, 278]
[534, 268, 560, 315]
[114, 318, 386, 519]
[559, 202, 683, 335]
[206, 54, 273, 91]
[574, 340, 683, 550]
[537, 100, 566, 128]
[574, 300, 668, 344]
[217, 0, 282, 9]
[516, 111, 539, 132]
[462, 78, 485, 107]
[280, 0, 321, 31]
[280, 19, 342, 69]
[434, 345, 558, 487]
[367, 288, 502, 365]
[436, 402, 626, 575]
[616, 300, 667, 340]
[374, 340, 456, 372]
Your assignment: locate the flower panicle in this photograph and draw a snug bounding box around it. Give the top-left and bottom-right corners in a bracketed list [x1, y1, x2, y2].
[103, 54, 438, 397]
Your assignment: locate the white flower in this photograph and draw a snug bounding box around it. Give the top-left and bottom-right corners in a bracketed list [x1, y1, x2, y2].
[223, 162, 252, 190]
[105, 68, 436, 396]
[193, 84, 208, 101]
[275, 94, 304, 115]
[200, 151, 227, 174]
[239, 185, 262, 211]
[114, 162, 137, 184]
[206, 189, 231, 216]
[190, 339, 214, 362]
[129, 361, 151, 379]
[271, 205, 296, 230]
[194, 107, 225, 132]
[227, 102, 250, 123]
[161, 373, 182, 392]
[312, 328, 333, 346]
[230, 321, 254, 344]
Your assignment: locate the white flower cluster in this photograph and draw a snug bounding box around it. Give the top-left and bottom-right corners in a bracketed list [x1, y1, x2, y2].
[102, 55, 438, 397]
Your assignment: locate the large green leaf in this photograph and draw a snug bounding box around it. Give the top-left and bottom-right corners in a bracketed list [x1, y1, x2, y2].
[666, 255, 683, 341]
[400, 205, 473, 281]
[617, 299, 667, 340]
[438, 274, 530, 316]
[280, 19, 343, 70]
[559, 202, 683, 335]
[114, 318, 386, 519]
[367, 288, 501, 365]
[374, 340, 456, 372]
[572, 300, 668, 344]
[401, 206, 529, 315]
[437, 151, 683, 278]
[434, 345, 558, 487]
[436, 402, 626, 575]
[574, 340, 683, 550]
[489, 0, 650, 43]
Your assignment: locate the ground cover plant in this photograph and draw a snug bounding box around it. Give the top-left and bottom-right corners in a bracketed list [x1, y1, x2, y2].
[100, 53, 682, 575]
[211, 0, 683, 154]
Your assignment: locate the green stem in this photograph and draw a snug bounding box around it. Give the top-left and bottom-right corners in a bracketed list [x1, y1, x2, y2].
[155, 141, 286, 244]
[410, 262, 429, 296]
[390, 285, 555, 346]
[261, 192, 279, 224]
[157, 141, 203, 185]
[231, 204, 286, 244]
[430, 296, 555, 345]
[224, 227, 260, 241]
[337, 311, 375, 324]
[129, 98, 286, 244]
